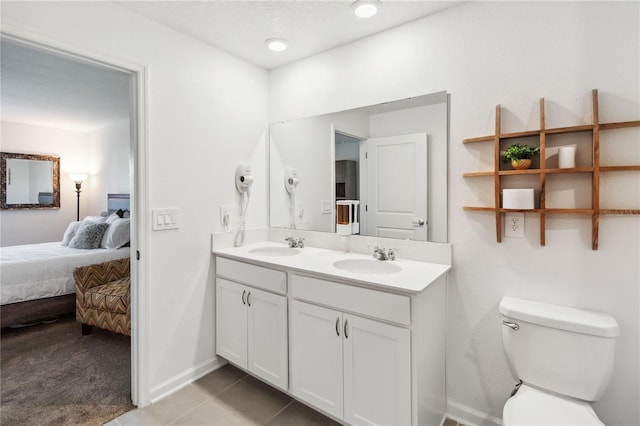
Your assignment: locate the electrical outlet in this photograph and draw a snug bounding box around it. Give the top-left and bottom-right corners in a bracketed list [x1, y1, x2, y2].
[505, 212, 525, 238]
[220, 205, 230, 230]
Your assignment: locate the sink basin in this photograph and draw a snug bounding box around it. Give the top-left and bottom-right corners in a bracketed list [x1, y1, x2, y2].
[332, 259, 401, 275]
[249, 246, 300, 256]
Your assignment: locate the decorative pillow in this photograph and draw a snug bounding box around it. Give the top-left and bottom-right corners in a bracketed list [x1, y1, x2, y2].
[100, 218, 131, 249]
[83, 215, 107, 223]
[116, 209, 125, 218]
[105, 213, 120, 224]
[69, 221, 109, 249]
[61, 221, 82, 246]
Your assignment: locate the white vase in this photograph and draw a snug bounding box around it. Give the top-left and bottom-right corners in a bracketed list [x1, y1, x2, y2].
[558, 146, 576, 168]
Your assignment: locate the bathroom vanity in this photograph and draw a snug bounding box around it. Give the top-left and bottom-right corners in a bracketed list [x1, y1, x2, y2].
[212, 239, 451, 426]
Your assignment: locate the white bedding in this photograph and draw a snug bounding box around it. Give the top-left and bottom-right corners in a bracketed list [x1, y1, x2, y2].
[0, 242, 130, 305]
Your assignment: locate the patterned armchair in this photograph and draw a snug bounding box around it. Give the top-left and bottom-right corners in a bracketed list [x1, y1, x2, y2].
[74, 257, 131, 336]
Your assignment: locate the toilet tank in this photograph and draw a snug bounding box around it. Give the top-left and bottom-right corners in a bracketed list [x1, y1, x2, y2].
[500, 297, 620, 401]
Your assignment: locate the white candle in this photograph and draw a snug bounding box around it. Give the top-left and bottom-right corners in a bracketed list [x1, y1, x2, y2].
[558, 146, 576, 168]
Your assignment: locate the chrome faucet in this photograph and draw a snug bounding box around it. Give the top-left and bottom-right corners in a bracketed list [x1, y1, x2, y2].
[373, 246, 395, 261]
[285, 237, 305, 248]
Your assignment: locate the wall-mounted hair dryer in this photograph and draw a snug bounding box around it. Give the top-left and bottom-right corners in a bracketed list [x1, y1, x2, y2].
[284, 168, 299, 194]
[234, 163, 254, 247]
[236, 163, 254, 193]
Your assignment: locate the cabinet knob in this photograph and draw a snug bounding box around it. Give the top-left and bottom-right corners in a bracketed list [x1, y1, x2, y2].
[335, 317, 340, 336]
[344, 319, 349, 339]
[242, 290, 246, 305]
[247, 291, 251, 307]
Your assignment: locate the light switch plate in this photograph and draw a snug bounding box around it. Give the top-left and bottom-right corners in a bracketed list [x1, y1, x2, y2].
[153, 208, 180, 230]
[321, 200, 332, 214]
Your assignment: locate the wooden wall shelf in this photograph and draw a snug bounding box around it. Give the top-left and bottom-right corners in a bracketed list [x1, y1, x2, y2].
[463, 89, 640, 250]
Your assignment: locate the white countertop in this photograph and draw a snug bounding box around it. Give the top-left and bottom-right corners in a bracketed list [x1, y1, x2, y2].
[213, 241, 451, 295]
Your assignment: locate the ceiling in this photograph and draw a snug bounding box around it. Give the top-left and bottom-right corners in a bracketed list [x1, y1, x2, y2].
[117, 0, 461, 69]
[0, 38, 132, 132]
[0, 1, 461, 131]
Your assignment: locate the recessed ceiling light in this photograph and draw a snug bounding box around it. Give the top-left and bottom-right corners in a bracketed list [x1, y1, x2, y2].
[265, 38, 288, 52]
[352, 0, 381, 19]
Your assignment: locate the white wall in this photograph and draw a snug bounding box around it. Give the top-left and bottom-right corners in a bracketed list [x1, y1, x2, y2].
[270, 2, 639, 426]
[270, 110, 368, 232]
[88, 119, 131, 214]
[0, 120, 130, 246]
[335, 139, 359, 162]
[0, 121, 93, 246]
[1, 1, 269, 403]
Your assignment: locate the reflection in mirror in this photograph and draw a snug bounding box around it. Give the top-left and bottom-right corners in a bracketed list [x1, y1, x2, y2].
[270, 91, 449, 243]
[1, 152, 60, 209]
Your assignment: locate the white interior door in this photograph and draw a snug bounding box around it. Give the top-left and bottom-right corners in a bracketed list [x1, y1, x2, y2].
[365, 133, 427, 240]
[247, 287, 288, 391]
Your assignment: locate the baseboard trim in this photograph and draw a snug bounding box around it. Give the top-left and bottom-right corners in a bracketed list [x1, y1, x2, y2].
[149, 357, 226, 403]
[447, 400, 502, 426]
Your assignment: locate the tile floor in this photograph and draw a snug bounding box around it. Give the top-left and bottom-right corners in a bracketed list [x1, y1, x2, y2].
[107, 363, 340, 425]
[108, 363, 465, 426]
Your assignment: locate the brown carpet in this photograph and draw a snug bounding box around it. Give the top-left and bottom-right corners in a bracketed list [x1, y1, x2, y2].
[1, 314, 134, 425]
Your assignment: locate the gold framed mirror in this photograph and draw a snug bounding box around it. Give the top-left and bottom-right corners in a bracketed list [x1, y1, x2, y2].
[1, 152, 60, 210]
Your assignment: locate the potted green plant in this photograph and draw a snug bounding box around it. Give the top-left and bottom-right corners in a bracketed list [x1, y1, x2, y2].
[503, 144, 540, 170]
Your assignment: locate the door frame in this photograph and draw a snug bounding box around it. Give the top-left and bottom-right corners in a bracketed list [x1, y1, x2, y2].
[333, 127, 365, 234]
[0, 24, 150, 406]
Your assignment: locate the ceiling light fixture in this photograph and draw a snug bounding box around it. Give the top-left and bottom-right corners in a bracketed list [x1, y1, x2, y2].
[352, 0, 381, 19]
[265, 38, 288, 52]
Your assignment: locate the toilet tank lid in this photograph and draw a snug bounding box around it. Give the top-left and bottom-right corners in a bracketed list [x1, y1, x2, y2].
[499, 297, 620, 337]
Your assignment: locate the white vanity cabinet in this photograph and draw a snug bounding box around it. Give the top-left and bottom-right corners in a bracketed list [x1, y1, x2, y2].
[213, 242, 449, 426]
[215, 257, 288, 391]
[291, 274, 412, 426]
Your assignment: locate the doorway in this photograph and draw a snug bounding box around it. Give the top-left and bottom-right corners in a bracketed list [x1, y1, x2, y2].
[0, 32, 146, 407]
[334, 130, 363, 234]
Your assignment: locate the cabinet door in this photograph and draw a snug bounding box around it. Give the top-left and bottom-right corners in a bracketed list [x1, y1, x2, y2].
[291, 301, 344, 419]
[343, 314, 411, 426]
[247, 287, 288, 391]
[216, 279, 248, 369]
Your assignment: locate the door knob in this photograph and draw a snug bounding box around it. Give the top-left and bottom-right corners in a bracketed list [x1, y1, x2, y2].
[413, 219, 426, 227]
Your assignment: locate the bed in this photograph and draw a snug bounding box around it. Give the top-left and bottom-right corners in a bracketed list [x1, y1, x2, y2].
[0, 194, 131, 327]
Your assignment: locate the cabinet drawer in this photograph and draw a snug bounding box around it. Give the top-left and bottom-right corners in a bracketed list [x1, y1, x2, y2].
[216, 257, 286, 295]
[292, 274, 410, 325]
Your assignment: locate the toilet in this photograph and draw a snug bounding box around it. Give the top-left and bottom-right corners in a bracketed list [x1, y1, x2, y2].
[499, 297, 620, 425]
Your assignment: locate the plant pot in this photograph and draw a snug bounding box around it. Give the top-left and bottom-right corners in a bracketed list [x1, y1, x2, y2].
[511, 159, 532, 170]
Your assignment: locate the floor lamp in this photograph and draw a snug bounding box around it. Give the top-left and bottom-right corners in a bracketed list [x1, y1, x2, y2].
[70, 174, 87, 221]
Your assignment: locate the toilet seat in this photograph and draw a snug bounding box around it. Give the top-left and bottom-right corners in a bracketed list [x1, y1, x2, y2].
[503, 385, 603, 426]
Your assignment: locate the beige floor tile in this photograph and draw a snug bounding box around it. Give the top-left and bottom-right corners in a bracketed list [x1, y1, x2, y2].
[170, 398, 258, 426]
[114, 406, 165, 426]
[216, 376, 293, 424]
[267, 401, 339, 426]
[193, 363, 248, 397]
[116, 384, 208, 425]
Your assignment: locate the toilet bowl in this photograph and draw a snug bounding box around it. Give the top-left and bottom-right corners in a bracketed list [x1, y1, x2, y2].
[503, 385, 603, 426]
[499, 297, 619, 426]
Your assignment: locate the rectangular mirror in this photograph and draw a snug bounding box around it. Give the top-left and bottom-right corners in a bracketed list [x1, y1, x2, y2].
[1, 152, 60, 209]
[269, 91, 449, 243]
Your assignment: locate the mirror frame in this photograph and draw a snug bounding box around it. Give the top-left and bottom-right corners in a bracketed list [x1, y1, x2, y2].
[1, 152, 60, 210]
